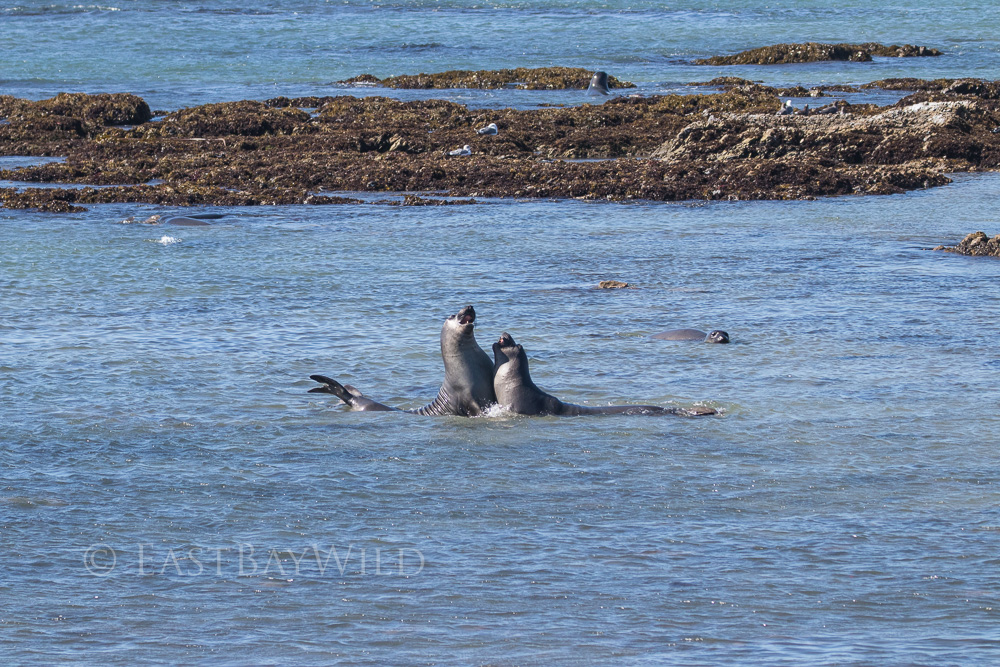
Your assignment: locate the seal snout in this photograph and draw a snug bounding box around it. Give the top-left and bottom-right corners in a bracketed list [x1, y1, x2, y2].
[457, 305, 476, 325]
[498, 332, 515, 347]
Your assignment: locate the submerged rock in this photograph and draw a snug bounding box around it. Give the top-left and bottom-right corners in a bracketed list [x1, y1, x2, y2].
[598, 280, 631, 289]
[694, 42, 942, 66]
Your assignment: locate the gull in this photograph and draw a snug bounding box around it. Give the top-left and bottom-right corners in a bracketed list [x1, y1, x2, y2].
[776, 100, 794, 116]
[476, 122, 498, 136]
[448, 145, 472, 157]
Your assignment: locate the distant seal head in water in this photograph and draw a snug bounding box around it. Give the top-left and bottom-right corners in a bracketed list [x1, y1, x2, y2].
[586, 71, 611, 96]
[491, 332, 716, 417]
[310, 305, 497, 416]
[651, 329, 730, 344]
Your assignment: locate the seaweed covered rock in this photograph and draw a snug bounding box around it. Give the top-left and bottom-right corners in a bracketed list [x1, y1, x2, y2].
[4, 78, 1000, 212]
[341, 67, 635, 90]
[0, 92, 152, 149]
[694, 42, 941, 66]
[0, 92, 151, 127]
[134, 101, 311, 138]
[653, 99, 995, 167]
[938, 231, 1000, 256]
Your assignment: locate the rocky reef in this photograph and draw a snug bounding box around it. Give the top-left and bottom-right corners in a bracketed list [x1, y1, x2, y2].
[3, 75, 1000, 212]
[340, 67, 635, 90]
[694, 42, 941, 66]
[936, 231, 1000, 257]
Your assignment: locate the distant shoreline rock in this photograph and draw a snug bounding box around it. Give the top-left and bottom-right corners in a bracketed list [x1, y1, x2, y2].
[339, 67, 635, 91]
[694, 42, 942, 66]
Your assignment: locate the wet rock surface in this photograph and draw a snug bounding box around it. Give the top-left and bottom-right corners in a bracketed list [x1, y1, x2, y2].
[937, 231, 1000, 257]
[694, 42, 942, 66]
[339, 67, 635, 90]
[3, 76, 1000, 212]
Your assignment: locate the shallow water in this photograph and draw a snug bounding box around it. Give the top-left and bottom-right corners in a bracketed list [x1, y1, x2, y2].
[3, 0, 1000, 109]
[5, 1, 1000, 664]
[3, 174, 1000, 664]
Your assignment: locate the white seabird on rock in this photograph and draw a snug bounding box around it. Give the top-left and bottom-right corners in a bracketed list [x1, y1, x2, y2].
[476, 122, 498, 136]
[448, 145, 472, 157]
[776, 100, 794, 116]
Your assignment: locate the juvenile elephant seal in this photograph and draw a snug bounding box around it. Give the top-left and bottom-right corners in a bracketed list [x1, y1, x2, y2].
[165, 216, 212, 226]
[586, 71, 611, 95]
[491, 333, 716, 417]
[652, 329, 730, 344]
[310, 305, 497, 416]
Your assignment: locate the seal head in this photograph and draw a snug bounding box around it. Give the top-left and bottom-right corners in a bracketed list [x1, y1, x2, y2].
[586, 71, 611, 96]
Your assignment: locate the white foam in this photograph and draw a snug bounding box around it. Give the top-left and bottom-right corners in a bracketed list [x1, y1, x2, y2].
[149, 235, 180, 245]
[481, 403, 515, 419]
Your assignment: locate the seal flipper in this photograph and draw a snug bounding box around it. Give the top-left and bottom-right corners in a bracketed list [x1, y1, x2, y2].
[309, 374, 397, 411]
[309, 374, 354, 402]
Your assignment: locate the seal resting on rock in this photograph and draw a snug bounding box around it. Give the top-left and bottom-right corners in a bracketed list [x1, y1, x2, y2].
[310, 305, 496, 416]
[651, 329, 730, 343]
[491, 332, 716, 417]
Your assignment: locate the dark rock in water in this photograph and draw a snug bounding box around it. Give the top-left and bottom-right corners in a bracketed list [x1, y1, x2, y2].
[338, 67, 635, 90]
[938, 231, 1000, 257]
[694, 42, 942, 66]
[598, 280, 631, 289]
[376, 195, 479, 206]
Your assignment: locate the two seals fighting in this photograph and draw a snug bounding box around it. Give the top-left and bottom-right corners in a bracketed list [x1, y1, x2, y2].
[311, 306, 718, 418]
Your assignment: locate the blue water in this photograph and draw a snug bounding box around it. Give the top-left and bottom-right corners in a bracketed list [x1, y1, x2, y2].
[4, 2, 1000, 665]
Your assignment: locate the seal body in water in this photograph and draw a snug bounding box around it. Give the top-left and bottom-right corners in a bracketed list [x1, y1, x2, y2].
[586, 71, 610, 95]
[165, 216, 212, 226]
[491, 333, 716, 417]
[310, 305, 497, 416]
[651, 329, 730, 344]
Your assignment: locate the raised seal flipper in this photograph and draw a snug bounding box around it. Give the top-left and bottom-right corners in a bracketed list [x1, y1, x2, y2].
[309, 374, 353, 399]
[309, 375, 396, 411]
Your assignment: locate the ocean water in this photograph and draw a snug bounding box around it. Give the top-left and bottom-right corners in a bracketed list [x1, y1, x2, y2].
[3, 1, 1000, 665]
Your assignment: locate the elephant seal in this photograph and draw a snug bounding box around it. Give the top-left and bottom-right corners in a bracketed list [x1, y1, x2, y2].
[651, 329, 730, 344]
[310, 305, 497, 416]
[165, 216, 212, 226]
[491, 333, 716, 417]
[586, 71, 611, 96]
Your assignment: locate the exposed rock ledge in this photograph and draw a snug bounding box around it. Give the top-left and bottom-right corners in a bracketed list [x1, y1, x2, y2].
[694, 42, 941, 66]
[3, 81, 1000, 212]
[936, 232, 1000, 257]
[340, 67, 635, 90]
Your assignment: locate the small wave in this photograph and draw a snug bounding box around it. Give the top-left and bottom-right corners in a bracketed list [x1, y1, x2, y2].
[148, 235, 180, 245]
[2, 4, 121, 15]
[358, 42, 448, 53]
